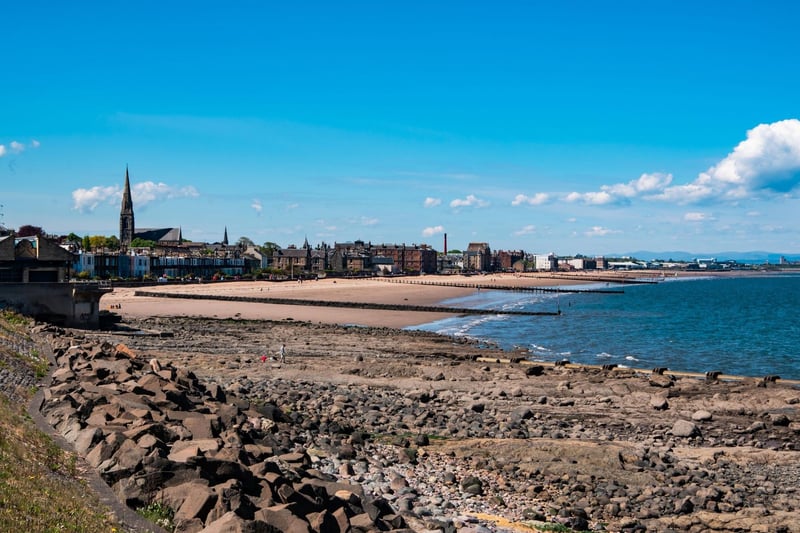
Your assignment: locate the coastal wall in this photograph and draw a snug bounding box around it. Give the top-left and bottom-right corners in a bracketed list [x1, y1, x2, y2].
[0, 282, 111, 328]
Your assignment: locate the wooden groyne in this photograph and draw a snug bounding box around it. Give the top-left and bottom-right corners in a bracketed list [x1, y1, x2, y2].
[530, 274, 661, 285]
[372, 278, 625, 294]
[133, 291, 561, 317]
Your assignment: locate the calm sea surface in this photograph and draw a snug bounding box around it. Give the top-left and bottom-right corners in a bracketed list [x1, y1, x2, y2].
[410, 274, 800, 380]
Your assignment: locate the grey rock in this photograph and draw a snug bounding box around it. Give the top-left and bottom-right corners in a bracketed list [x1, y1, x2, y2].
[671, 420, 700, 438]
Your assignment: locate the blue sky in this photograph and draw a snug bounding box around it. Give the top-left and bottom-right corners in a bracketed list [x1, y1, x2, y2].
[2, 1, 800, 255]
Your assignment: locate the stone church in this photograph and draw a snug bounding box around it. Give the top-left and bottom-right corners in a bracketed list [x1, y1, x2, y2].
[119, 167, 183, 248]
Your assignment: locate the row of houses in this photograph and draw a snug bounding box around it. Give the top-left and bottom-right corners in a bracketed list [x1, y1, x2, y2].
[67, 240, 614, 280]
[2, 231, 613, 283]
[271, 239, 439, 276]
[71, 240, 443, 279]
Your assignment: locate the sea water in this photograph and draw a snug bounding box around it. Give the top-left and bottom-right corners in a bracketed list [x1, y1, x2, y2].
[410, 274, 800, 380]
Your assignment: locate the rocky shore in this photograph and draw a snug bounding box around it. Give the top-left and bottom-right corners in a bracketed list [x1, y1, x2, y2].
[26, 315, 800, 532]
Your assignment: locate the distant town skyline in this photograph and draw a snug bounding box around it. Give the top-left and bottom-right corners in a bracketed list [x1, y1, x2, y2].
[2, 2, 800, 255]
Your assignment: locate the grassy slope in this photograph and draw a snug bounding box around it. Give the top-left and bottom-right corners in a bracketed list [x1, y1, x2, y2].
[0, 311, 119, 532]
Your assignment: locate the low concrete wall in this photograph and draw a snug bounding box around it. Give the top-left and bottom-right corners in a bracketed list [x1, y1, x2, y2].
[0, 282, 111, 328]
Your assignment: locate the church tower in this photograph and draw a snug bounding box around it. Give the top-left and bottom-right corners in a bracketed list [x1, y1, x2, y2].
[223, 226, 229, 246]
[119, 167, 135, 248]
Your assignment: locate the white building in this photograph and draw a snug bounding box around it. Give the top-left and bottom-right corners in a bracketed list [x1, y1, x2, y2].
[533, 253, 558, 271]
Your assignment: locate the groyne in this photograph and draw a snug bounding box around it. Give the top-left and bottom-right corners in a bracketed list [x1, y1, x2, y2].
[523, 273, 661, 284]
[371, 277, 625, 293]
[133, 291, 561, 317]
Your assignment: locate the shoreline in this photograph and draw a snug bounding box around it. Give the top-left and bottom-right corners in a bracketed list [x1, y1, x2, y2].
[101, 271, 800, 382]
[48, 313, 800, 533]
[17, 272, 800, 532]
[101, 273, 586, 329]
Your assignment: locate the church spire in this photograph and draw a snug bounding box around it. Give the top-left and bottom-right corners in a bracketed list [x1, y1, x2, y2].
[223, 226, 229, 246]
[119, 166, 135, 248]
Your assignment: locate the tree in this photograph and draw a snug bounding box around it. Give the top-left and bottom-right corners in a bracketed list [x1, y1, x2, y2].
[130, 238, 156, 248]
[88, 236, 106, 251]
[82, 235, 91, 251]
[66, 232, 81, 243]
[87, 235, 120, 251]
[238, 236, 255, 248]
[260, 241, 280, 256]
[17, 225, 44, 237]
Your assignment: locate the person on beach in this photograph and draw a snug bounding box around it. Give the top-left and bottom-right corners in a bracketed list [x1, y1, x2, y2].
[278, 344, 286, 363]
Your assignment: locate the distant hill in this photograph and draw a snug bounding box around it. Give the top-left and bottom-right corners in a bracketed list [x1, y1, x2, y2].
[611, 251, 800, 264]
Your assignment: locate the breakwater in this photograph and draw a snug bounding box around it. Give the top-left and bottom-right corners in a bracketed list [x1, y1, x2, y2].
[523, 273, 661, 284]
[371, 277, 625, 294]
[133, 290, 561, 317]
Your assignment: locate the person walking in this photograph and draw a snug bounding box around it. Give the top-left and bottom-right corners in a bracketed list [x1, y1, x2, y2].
[279, 344, 286, 363]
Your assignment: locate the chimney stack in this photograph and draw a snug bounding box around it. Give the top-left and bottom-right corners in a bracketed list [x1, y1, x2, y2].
[444, 233, 448, 255]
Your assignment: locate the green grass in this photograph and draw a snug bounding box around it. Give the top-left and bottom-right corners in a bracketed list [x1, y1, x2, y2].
[0, 311, 49, 379]
[0, 309, 30, 328]
[136, 501, 175, 531]
[0, 311, 120, 532]
[0, 394, 118, 532]
[32, 356, 50, 379]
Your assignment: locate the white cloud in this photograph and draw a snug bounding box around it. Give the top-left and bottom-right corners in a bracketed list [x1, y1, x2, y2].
[422, 225, 444, 237]
[701, 119, 800, 193]
[361, 216, 379, 226]
[658, 119, 800, 203]
[566, 173, 673, 205]
[559, 120, 800, 207]
[424, 197, 442, 208]
[251, 199, 263, 215]
[72, 185, 120, 212]
[565, 190, 616, 205]
[684, 212, 714, 222]
[286, 203, 300, 210]
[513, 224, 536, 236]
[652, 182, 713, 204]
[511, 193, 550, 206]
[607, 172, 673, 199]
[585, 226, 621, 237]
[72, 180, 199, 212]
[0, 139, 40, 157]
[133, 181, 199, 205]
[450, 194, 489, 208]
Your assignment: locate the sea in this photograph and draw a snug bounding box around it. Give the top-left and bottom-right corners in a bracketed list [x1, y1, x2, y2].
[409, 274, 800, 381]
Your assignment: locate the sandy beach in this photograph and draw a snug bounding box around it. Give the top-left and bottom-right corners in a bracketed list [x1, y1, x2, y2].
[101, 273, 582, 328]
